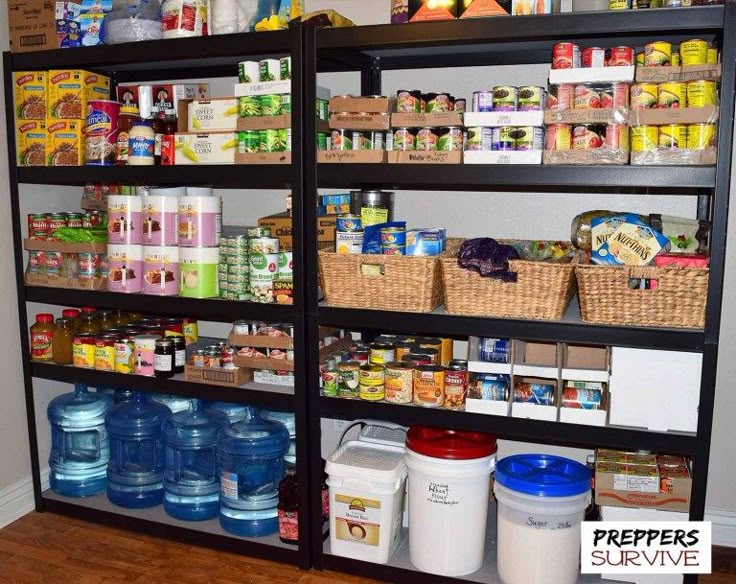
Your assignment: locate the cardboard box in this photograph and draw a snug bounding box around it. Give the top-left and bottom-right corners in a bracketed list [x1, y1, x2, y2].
[317, 150, 387, 164]
[24, 239, 106, 254]
[45, 119, 82, 166]
[330, 113, 391, 131]
[549, 66, 635, 86]
[636, 64, 722, 83]
[25, 273, 106, 290]
[543, 149, 629, 165]
[629, 105, 718, 126]
[47, 70, 111, 119]
[409, 0, 458, 21]
[465, 111, 544, 127]
[235, 152, 292, 165]
[172, 132, 237, 165]
[14, 72, 47, 120]
[118, 83, 210, 112]
[513, 340, 559, 377]
[563, 344, 609, 370]
[330, 96, 391, 114]
[184, 364, 252, 388]
[8, 0, 57, 53]
[15, 120, 46, 167]
[237, 114, 291, 131]
[463, 150, 542, 165]
[228, 334, 294, 350]
[235, 80, 292, 97]
[186, 98, 239, 132]
[511, 0, 559, 14]
[391, 112, 463, 128]
[630, 147, 717, 166]
[387, 150, 462, 164]
[253, 369, 294, 386]
[459, 0, 509, 17]
[258, 212, 336, 250]
[544, 108, 627, 125]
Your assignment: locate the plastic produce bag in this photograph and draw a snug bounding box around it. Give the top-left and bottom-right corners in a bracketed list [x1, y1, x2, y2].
[211, 0, 257, 33]
[101, 0, 162, 44]
[161, 0, 211, 37]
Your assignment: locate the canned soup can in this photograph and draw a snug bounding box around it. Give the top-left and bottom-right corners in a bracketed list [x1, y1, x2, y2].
[444, 366, 468, 410]
[413, 365, 445, 408]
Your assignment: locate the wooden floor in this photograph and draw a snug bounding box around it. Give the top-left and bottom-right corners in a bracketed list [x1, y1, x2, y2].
[0, 512, 734, 583]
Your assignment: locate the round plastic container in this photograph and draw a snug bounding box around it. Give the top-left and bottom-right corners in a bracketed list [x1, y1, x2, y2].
[206, 402, 249, 424]
[262, 409, 296, 465]
[141, 196, 179, 246]
[107, 195, 142, 244]
[494, 454, 591, 584]
[179, 247, 220, 298]
[405, 427, 497, 577]
[107, 244, 143, 293]
[142, 246, 179, 296]
[178, 195, 222, 247]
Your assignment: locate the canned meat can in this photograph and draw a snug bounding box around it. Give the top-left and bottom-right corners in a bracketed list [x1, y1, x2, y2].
[337, 361, 360, 398]
[517, 86, 545, 111]
[582, 47, 606, 68]
[384, 361, 414, 404]
[644, 41, 672, 66]
[444, 366, 468, 410]
[574, 85, 601, 109]
[658, 82, 687, 108]
[416, 127, 439, 151]
[438, 127, 463, 151]
[392, 128, 416, 151]
[545, 124, 572, 151]
[687, 80, 717, 108]
[380, 226, 406, 247]
[631, 84, 658, 109]
[659, 124, 688, 149]
[513, 382, 554, 405]
[492, 126, 515, 151]
[605, 124, 628, 150]
[553, 42, 580, 69]
[322, 367, 338, 397]
[561, 387, 602, 409]
[359, 364, 385, 401]
[687, 124, 717, 150]
[468, 373, 509, 401]
[600, 83, 629, 109]
[511, 126, 544, 151]
[572, 124, 606, 150]
[680, 39, 709, 65]
[335, 231, 364, 254]
[336, 214, 362, 232]
[492, 86, 518, 112]
[630, 125, 659, 151]
[413, 365, 445, 408]
[331, 129, 352, 150]
[466, 127, 493, 151]
[472, 91, 494, 113]
[396, 89, 423, 113]
[607, 46, 634, 66]
[370, 342, 395, 365]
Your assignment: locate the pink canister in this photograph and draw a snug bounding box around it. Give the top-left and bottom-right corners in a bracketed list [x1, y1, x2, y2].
[177, 195, 222, 247]
[108, 195, 142, 244]
[133, 335, 158, 377]
[141, 196, 178, 245]
[142, 246, 179, 296]
[84, 99, 121, 166]
[106, 244, 143, 293]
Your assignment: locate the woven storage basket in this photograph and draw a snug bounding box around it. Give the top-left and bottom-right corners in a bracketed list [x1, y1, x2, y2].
[440, 239, 577, 320]
[576, 263, 708, 328]
[318, 247, 444, 312]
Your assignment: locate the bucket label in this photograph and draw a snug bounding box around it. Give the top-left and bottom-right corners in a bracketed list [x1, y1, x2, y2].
[334, 493, 381, 547]
[426, 481, 460, 506]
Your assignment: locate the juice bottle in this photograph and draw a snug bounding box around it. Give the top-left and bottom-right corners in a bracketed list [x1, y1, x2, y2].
[31, 313, 56, 361]
[52, 318, 75, 365]
[278, 465, 299, 545]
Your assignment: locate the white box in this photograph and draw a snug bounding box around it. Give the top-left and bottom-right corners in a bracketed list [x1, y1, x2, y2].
[608, 347, 701, 432]
[559, 402, 608, 427]
[235, 81, 331, 100]
[464, 111, 544, 127]
[172, 132, 237, 165]
[463, 150, 543, 165]
[253, 370, 294, 386]
[187, 98, 238, 132]
[466, 398, 510, 416]
[467, 336, 512, 374]
[512, 401, 558, 421]
[549, 66, 635, 85]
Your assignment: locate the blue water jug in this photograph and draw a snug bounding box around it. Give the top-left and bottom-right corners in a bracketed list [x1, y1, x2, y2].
[96, 387, 134, 404]
[262, 409, 296, 465]
[163, 399, 227, 521]
[151, 393, 191, 413]
[48, 383, 113, 497]
[217, 406, 289, 536]
[206, 402, 250, 424]
[106, 392, 171, 508]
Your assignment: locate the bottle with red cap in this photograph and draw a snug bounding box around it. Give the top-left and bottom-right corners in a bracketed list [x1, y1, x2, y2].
[62, 308, 81, 332]
[30, 313, 56, 361]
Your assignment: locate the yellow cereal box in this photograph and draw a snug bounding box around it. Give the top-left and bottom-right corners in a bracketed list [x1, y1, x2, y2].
[47, 69, 111, 119]
[16, 120, 46, 167]
[46, 119, 83, 166]
[14, 71, 47, 120]
[84, 71, 111, 103]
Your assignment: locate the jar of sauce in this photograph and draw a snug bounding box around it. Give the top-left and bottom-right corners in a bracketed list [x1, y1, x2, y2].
[113, 309, 130, 327]
[80, 306, 97, 316]
[154, 338, 175, 379]
[31, 313, 56, 362]
[116, 106, 140, 165]
[96, 310, 114, 332]
[128, 120, 155, 166]
[52, 318, 75, 365]
[78, 314, 101, 336]
[61, 309, 81, 332]
[172, 336, 186, 374]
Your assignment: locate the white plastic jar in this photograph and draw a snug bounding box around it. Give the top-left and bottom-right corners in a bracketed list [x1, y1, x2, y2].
[128, 121, 155, 165]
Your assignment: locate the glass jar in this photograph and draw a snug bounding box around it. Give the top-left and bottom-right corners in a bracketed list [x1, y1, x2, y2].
[52, 318, 75, 365]
[96, 310, 114, 332]
[154, 338, 175, 379]
[31, 313, 56, 361]
[62, 309, 81, 332]
[113, 309, 131, 327]
[78, 314, 101, 336]
[172, 336, 186, 374]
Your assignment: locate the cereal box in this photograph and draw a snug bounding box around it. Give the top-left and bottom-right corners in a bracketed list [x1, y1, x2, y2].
[48, 69, 110, 119]
[46, 119, 83, 166]
[84, 71, 111, 102]
[14, 72, 47, 119]
[15, 120, 47, 166]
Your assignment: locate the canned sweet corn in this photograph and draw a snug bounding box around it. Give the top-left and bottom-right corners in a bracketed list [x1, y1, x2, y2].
[680, 39, 709, 65]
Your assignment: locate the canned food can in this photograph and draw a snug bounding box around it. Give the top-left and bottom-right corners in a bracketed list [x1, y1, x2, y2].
[394, 341, 414, 362]
[582, 47, 606, 68]
[631, 83, 659, 109]
[609, 0, 631, 10]
[279, 56, 292, 80]
[444, 367, 468, 410]
[413, 365, 445, 408]
[607, 46, 634, 66]
[479, 338, 511, 362]
[392, 128, 416, 151]
[382, 244, 405, 256]
[517, 86, 545, 111]
[659, 124, 688, 149]
[403, 353, 433, 366]
[707, 48, 718, 65]
[396, 89, 423, 113]
[239, 61, 260, 83]
[45, 251, 62, 276]
[94, 335, 117, 372]
[221, 347, 236, 369]
[416, 127, 439, 151]
[259, 94, 282, 116]
[66, 213, 82, 229]
[644, 41, 672, 66]
[600, 83, 629, 109]
[551, 84, 573, 112]
[553, 42, 580, 69]
[336, 214, 362, 232]
[370, 342, 395, 365]
[352, 131, 383, 151]
[561, 387, 602, 409]
[636, 52, 645, 66]
[322, 367, 338, 397]
[238, 130, 260, 154]
[27, 250, 41, 274]
[238, 95, 260, 117]
[467, 127, 493, 151]
[437, 127, 463, 151]
[454, 98, 467, 114]
[605, 124, 628, 150]
[512, 126, 544, 151]
[279, 94, 291, 114]
[545, 123, 572, 151]
[671, 52, 681, 67]
[658, 82, 687, 108]
[631, 125, 659, 152]
[687, 80, 717, 108]
[384, 361, 414, 404]
[469, 373, 509, 401]
[472, 91, 494, 113]
[260, 129, 289, 152]
[359, 364, 385, 401]
[259, 59, 280, 82]
[337, 362, 360, 398]
[572, 124, 606, 150]
[72, 335, 96, 369]
[28, 213, 48, 239]
[513, 382, 554, 405]
[316, 99, 329, 121]
[331, 129, 352, 150]
[250, 237, 279, 254]
[335, 230, 364, 254]
[680, 39, 709, 65]
[78, 253, 99, 279]
[426, 92, 453, 113]
[492, 126, 516, 151]
[114, 338, 135, 374]
[380, 226, 406, 247]
[687, 124, 717, 150]
[492, 86, 518, 112]
[350, 349, 370, 365]
[316, 132, 328, 151]
[574, 85, 601, 110]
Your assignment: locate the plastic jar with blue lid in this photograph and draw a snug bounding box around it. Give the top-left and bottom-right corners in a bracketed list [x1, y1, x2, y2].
[494, 454, 591, 584]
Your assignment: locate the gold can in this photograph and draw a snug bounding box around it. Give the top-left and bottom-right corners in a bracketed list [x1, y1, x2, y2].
[644, 41, 672, 66]
[659, 125, 688, 149]
[707, 48, 718, 65]
[680, 39, 709, 65]
[384, 361, 414, 404]
[658, 83, 687, 108]
[631, 126, 659, 152]
[72, 335, 96, 369]
[687, 80, 718, 108]
[413, 365, 445, 408]
[630, 84, 658, 109]
[635, 52, 645, 66]
[671, 52, 681, 67]
[394, 341, 414, 362]
[369, 342, 395, 366]
[440, 338, 454, 367]
[687, 124, 717, 150]
[359, 364, 385, 401]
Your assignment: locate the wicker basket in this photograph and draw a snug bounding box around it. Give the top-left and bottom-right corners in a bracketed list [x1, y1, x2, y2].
[576, 263, 709, 328]
[318, 248, 444, 312]
[440, 240, 577, 320]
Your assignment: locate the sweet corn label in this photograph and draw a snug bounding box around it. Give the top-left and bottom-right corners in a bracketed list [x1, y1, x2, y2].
[187, 99, 239, 132]
[173, 132, 237, 164]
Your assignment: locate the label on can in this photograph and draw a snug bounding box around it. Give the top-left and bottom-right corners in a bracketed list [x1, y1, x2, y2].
[467, 127, 493, 151]
[687, 80, 717, 108]
[94, 337, 116, 371]
[659, 124, 687, 149]
[582, 47, 606, 68]
[553, 42, 580, 69]
[472, 91, 494, 113]
[416, 128, 438, 151]
[337, 363, 360, 398]
[385, 362, 413, 404]
[644, 41, 672, 66]
[438, 127, 463, 151]
[392, 128, 415, 151]
[572, 124, 606, 150]
[72, 336, 95, 369]
[396, 90, 422, 113]
[359, 365, 385, 401]
[605, 124, 628, 150]
[687, 124, 716, 150]
[492, 86, 518, 112]
[631, 125, 659, 151]
[492, 126, 515, 151]
[600, 83, 629, 109]
[631, 84, 659, 109]
[413, 366, 445, 408]
[336, 214, 362, 232]
[574, 85, 601, 110]
[608, 46, 634, 67]
[658, 83, 687, 108]
[444, 369, 468, 410]
[336, 231, 364, 254]
[322, 368, 338, 397]
[680, 39, 709, 66]
[114, 339, 134, 374]
[518, 86, 545, 111]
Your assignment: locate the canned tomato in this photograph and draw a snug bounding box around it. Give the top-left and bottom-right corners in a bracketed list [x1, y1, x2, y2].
[27, 250, 40, 274]
[582, 47, 606, 68]
[322, 366, 338, 397]
[359, 364, 385, 401]
[680, 39, 709, 65]
[426, 92, 453, 113]
[370, 342, 395, 365]
[513, 382, 554, 405]
[687, 124, 717, 150]
[631, 84, 658, 109]
[337, 361, 360, 398]
[561, 387, 602, 409]
[413, 365, 445, 408]
[438, 127, 463, 151]
[553, 42, 580, 69]
[114, 337, 134, 374]
[454, 98, 467, 114]
[572, 124, 606, 149]
[511, 126, 544, 151]
[45, 251, 62, 276]
[631, 125, 659, 151]
[492, 126, 515, 151]
[492, 86, 518, 111]
[72, 334, 96, 369]
[600, 83, 629, 109]
[331, 129, 352, 150]
[658, 82, 687, 108]
[381, 226, 406, 247]
[48, 213, 67, 239]
[94, 335, 117, 371]
[78, 253, 99, 279]
[416, 127, 439, 151]
[28, 213, 48, 239]
[687, 80, 717, 108]
[384, 361, 414, 404]
[392, 128, 416, 151]
[554, 84, 574, 111]
[707, 48, 718, 65]
[644, 41, 672, 66]
[469, 374, 509, 401]
[546, 124, 572, 150]
[574, 85, 601, 109]
[518, 86, 545, 111]
[336, 214, 362, 232]
[658, 124, 688, 149]
[605, 124, 628, 150]
[403, 353, 433, 366]
[66, 213, 83, 229]
[466, 127, 493, 151]
[472, 90, 494, 113]
[607, 46, 634, 66]
[396, 89, 423, 113]
[444, 365, 468, 410]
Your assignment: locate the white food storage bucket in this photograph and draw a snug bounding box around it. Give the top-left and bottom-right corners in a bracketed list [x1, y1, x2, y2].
[326, 440, 407, 564]
[405, 426, 498, 577]
[494, 454, 592, 584]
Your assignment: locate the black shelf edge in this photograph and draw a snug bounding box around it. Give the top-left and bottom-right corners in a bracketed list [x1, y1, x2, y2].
[317, 164, 715, 192]
[17, 165, 293, 188]
[25, 287, 295, 323]
[42, 494, 302, 565]
[319, 396, 697, 455]
[31, 362, 295, 409]
[318, 306, 705, 352]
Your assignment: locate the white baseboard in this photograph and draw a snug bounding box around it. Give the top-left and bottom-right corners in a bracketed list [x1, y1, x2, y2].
[707, 508, 736, 548]
[0, 468, 50, 529]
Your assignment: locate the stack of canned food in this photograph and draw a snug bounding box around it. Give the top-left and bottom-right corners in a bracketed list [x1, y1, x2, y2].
[388, 89, 465, 152]
[631, 120, 716, 152]
[545, 123, 628, 152]
[190, 341, 237, 370]
[395, 89, 466, 114]
[635, 39, 719, 67]
[320, 333, 471, 411]
[335, 213, 446, 256]
[552, 43, 635, 69]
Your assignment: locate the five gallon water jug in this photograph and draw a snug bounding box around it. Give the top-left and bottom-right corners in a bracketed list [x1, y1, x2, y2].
[206, 401, 249, 424]
[163, 399, 227, 521]
[262, 409, 296, 465]
[96, 387, 134, 404]
[151, 393, 190, 413]
[48, 383, 113, 497]
[218, 407, 289, 536]
[106, 392, 171, 508]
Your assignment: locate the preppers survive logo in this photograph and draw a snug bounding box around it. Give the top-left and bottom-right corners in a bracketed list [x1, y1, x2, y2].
[581, 521, 711, 575]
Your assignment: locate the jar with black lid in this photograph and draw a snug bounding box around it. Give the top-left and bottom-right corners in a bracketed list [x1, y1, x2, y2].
[154, 338, 175, 379]
[172, 336, 186, 374]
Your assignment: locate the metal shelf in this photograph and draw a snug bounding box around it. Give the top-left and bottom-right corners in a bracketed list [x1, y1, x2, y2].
[31, 362, 295, 410]
[25, 287, 295, 323]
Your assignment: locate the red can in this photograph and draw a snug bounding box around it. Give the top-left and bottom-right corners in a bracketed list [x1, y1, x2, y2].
[600, 83, 630, 109]
[444, 368, 468, 411]
[607, 46, 635, 67]
[221, 347, 235, 368]
[552, 42, 580, 69]
[28, 213, 48, 239]
[605, 124, 628, 150]
[582, 47, 606, 68]
[349, 349, 370, 365]
[574, 85, 601, 109]
[85, 99, 122, 166]
[555, 84, 574, 110]
[545, 124, 572, 151]
[402, 353, 433, 366]
[573, 124, 606, 150]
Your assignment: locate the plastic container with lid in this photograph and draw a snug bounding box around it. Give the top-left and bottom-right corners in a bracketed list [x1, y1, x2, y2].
[30, 313, 55, 361]
[494, 454, 591, 584]
[405, 426, 497, 577]
[128, 120, 155, 165]
[217, 407, 289, 536]
[48, 383, 113, 497]
[326, 440, 407, 564]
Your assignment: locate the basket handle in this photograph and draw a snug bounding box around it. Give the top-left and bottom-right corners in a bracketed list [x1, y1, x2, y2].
[626, 266, 661, 279]
[360, 261, 386, 277]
